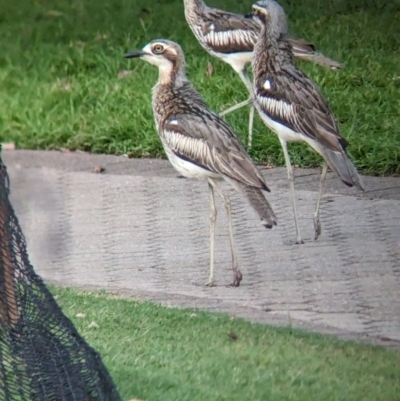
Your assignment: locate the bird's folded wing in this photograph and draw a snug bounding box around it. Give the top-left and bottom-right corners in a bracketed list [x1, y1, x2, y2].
[255, 69, 347, 151]
[163, 114, 268, 190]
[201, 9, 258, 53]
[288, 37, 316, 55]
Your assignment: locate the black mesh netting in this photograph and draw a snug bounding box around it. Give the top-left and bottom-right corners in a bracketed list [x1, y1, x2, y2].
[0, 149, 122, 401]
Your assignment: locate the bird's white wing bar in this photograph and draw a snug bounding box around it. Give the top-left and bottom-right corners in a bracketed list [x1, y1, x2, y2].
[163, 121, 215, 172]
[203, 29, 256, 53]
[256, 95, 294, 123]
[163, 129, 209, 160]
[204, 29, 251, 44]
[163, 116, 268, 190]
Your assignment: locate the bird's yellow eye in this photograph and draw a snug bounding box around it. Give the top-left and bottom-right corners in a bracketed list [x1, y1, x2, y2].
[153, 44, 164, 54]
[252, 6, 258, 14]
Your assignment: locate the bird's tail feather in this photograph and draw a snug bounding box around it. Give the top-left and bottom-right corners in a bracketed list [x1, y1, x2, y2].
[293, 49, 342, 70]
[322, 147, 365, 190]
[228, 179, 277, 228]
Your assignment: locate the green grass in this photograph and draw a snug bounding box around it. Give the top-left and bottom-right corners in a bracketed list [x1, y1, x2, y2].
[52, 287, 400, 401]
[0, 0, 399, 175]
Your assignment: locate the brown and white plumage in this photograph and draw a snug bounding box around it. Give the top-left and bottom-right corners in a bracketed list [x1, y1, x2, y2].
[162, 113, 269, 189]
[124, 39, 276, 287]
[184, 0, 341, 69]
[183, 0, 341, 149]
[251, 0, 364, 243]
[197, 9, 256, 55]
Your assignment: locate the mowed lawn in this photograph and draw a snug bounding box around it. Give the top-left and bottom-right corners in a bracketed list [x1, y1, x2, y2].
[0, 0, 399, 174]
[53, 287, 400, 401]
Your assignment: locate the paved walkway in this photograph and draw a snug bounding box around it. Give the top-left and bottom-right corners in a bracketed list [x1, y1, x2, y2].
[4, 150, 400, 348]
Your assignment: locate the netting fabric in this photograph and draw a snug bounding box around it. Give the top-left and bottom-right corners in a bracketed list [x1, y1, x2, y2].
[0, 148, 122, 401]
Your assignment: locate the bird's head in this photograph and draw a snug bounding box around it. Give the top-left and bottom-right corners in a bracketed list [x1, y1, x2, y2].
[124, 39, 186, 81]
[251, 0, 288, 36]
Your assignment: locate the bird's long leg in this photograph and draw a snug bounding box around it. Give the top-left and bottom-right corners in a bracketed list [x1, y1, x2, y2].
[209, 179, 242, 287]
[280, 138, 303, 244]
[219, 65, 255, 149]
[313, 162, 328, 241]
[247, 102, 255, 149]
[206, 181, 217, 287]
[219, 98, 253, 117]
[237, 67, 255, 150]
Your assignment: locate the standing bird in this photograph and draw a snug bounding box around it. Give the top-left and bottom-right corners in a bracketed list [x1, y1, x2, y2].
[183, 0, 341, 149]
[250, 0, 364, 244]
[124, 39, 277, 287]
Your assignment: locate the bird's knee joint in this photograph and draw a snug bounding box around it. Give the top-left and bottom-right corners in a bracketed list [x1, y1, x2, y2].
[224, 198, 231, 209]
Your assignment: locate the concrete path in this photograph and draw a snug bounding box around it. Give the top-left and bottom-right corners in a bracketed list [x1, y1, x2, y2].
[3, 150, 400, 348]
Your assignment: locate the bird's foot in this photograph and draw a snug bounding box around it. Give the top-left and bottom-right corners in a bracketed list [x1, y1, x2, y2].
[313, 216, 322, 241]
[205, 279, 216, 287]
[228, 269, 243, 287]
[282, 238, 305, 246]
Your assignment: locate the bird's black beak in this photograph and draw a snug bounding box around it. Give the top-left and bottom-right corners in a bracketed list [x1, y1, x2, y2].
[124, 51, 146, 59]
[244, 12, 254, 19]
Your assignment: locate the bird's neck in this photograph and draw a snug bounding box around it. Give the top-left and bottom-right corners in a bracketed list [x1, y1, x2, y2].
[183, 0, 206, 17]
[157, 65, 174, 86]
[156, 62, 186, 86]
[152, 73, 205, 125]
[153, 66, 188, 111]
[253, 23, 292, 75]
